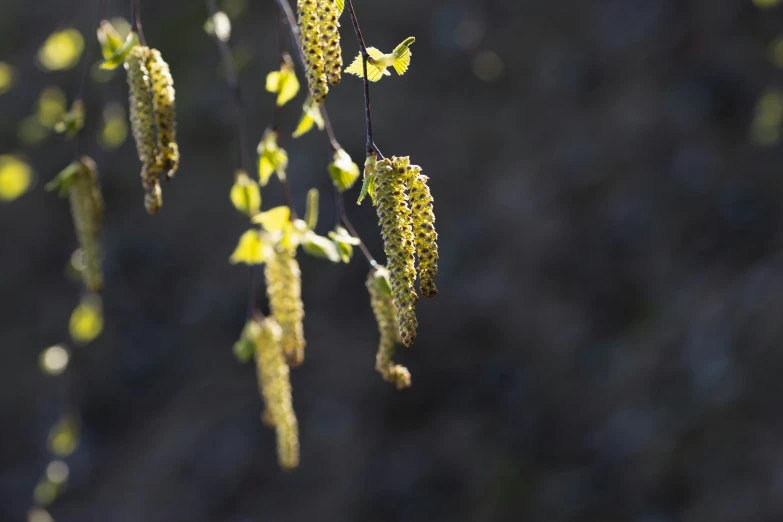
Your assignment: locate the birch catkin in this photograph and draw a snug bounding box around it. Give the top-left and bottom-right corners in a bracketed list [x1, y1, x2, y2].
[264, 245, 307, 366]
[374, 158, 418, 347]
[405, 163, 439, 298]
[252, 317, 300, 470]
[70, 157, 104, 292]
[297, 0, 329, 103]
[125, 46, 162, 214]
[319, 0, 342, 86]
[367, 268, 411, 389]
[146, 49, 179, 179]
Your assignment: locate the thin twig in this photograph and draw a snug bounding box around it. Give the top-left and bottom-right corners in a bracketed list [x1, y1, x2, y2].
[130, 0, 147, 46]
[345, 0, 376, 157]
[319, 105, 341, 153]
[272, 6, 297, 217]
[206, 0, 250, 172]
[334, 187, 376, 267]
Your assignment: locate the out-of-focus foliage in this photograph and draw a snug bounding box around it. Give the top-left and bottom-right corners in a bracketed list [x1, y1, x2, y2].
[37, 29, 84, 71]
[0, 155, 33, 201]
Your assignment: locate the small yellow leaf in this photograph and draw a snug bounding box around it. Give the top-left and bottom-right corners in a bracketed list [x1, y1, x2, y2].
[256, 129, 288, 185]
[265, 60, 299, 106]
[0, 155, 33, 202]
[230, 169, 261, 216]
[252, 205, 290, 232]
[329, 148, 360, 191]
[97, 20, 123, 60]
[230, 229, 267, 265]
[292, 97, 325, 138]
[38, 29, 84, 71]
[69, 295, 103, 345]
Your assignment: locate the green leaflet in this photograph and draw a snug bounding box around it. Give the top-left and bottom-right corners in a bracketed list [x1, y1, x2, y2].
[345, 37, 415, 81]
[97, 20, 124, 60]
[233, 320, 257, 363]
[301, 230, 341, 263]
[357, 155, 377, 204]
[329, 148, 360, 192]
[257, 129, 288, 185]
[328, 226, 360, 263]
[45, 162, 82, 197]
[252, 205, 291, 233]
[230, 169, 261, 216]
[101, 30, 138, 70]
[266, 59, 300, 107]
[304, 188, 319, 230]
[230, 229, 267, 265]
[292, 98, 325, 138]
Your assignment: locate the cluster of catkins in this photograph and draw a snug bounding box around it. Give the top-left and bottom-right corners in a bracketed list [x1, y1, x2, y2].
[371, 156, 439, 350]
[125, 46, 180, 214]
[65, 157, 104, 292]
[297, 0, 343, 103]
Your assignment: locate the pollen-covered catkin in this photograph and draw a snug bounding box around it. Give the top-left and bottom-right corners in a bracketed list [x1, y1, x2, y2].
[265, 245, 306, 366]
[297, 0, 328, 102]
[319, 0, 342, 86]
[367, 268, 411, 389]
[374, 158, 418, 347]
[405, 163, 439, 298]
[125, 45, 163, 214]
[253, 317, 300, 470]
[70, 157, 104, 292]
[146, 49, 179, 179]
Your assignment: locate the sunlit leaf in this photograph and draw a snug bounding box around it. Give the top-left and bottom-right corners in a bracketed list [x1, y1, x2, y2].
[251, 205, 290, 232]
[302, 231, 341, 263]
[304, 188, 319, 230]
[0, 62, 15, 95]
[329, 226, 361, 263]
[233, 320, 257, 363]
[357, 156, 377, 204]
[0, 155, 33, 202]
[45, 161, 81, 197]
[329, 148, 360, 191]
[97, 20, 123, 60]
[230, 229, 267, 265]
[69, 294, 103, 345]
[257, 129, 288, 185]
[100, 31, 138, 70]
[38, 29, 84, 71]
[265, 59, 299, 106]
[230, 169, 261, 216]
[292, 97, 325, 138]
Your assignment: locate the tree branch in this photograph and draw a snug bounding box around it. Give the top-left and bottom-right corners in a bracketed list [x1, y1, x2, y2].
[345, 0, 379, 158]
[74, 0, 106, 158]
[130, 0, 147, 46]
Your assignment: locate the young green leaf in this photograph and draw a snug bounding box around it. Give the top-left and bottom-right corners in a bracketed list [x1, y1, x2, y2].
[304, 188, 319, 230]
[329, 148, 360, 192]
[357, 156, 378, 204]
[265, 58, 299, 107]
[97, 20, 123, 60]
[230, 229, 267, 265]
[301, 231, 341, 263]
[230, 169, 261, 216]
[252, 205, 291, 233]
[45, 162, 82, 197]
[291, 97, 325, 138]
[329, 226, 361, 263]
[257, 129, 288, 185]
[233, 320, 257, 363]
[100, 30, 138, 70]
[345, 37, 415, 81]
[54, 99, 85, 137]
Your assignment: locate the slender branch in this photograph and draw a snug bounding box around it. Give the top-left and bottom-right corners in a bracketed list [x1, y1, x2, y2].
[272, 4, 298, 218]
[334, 187, 376, 267]
[206, 0, 250, 172]
[319, 105, 341, 153]
[130, 0, 147, 46]
[345, 0, 376, 157]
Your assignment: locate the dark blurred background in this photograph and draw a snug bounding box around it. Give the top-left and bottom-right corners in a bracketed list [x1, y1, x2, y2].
[4, 0, 783, 521]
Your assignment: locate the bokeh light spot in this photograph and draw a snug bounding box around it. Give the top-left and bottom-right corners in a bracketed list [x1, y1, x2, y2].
[99, 102, 128, 149]
[39, 345, 70, 376]
[473, 50, 504, 82]
[37, 87, 67, 128]
[38, 29, 84, 71]
[0, 155, 33, 202]
[69, 295, 104, 345]
[0, 62, 15, 95]
[45, 460, 70, 485]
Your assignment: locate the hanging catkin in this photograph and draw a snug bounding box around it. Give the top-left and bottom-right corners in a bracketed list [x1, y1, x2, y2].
[319, 0, 342, 86]
[146, 49, 179, 179]
[374, 158, 418, 347]
[264, 245, 306, 366]
[404, 162, 439, 298]
[70, 157, 104, 292]
[125, 45, 162, 214]
[367, 267, 411, 389]
[297, 0, 329, 103]
[252, 317, 300, 470]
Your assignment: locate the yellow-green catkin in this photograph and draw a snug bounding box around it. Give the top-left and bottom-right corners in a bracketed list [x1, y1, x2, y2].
[374, 158, 418, 347]
[319, 0, 342, 86]
[297, 0, 328, 103]
[367, 268, 411, 389]
[146, 49, 179, 180]
[70, 156, 104, 292]
[404, 162, 439, 298]
[252, 317, 300, 470]
[125, 45, 162, 214]
[264, 245, 306, 366]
